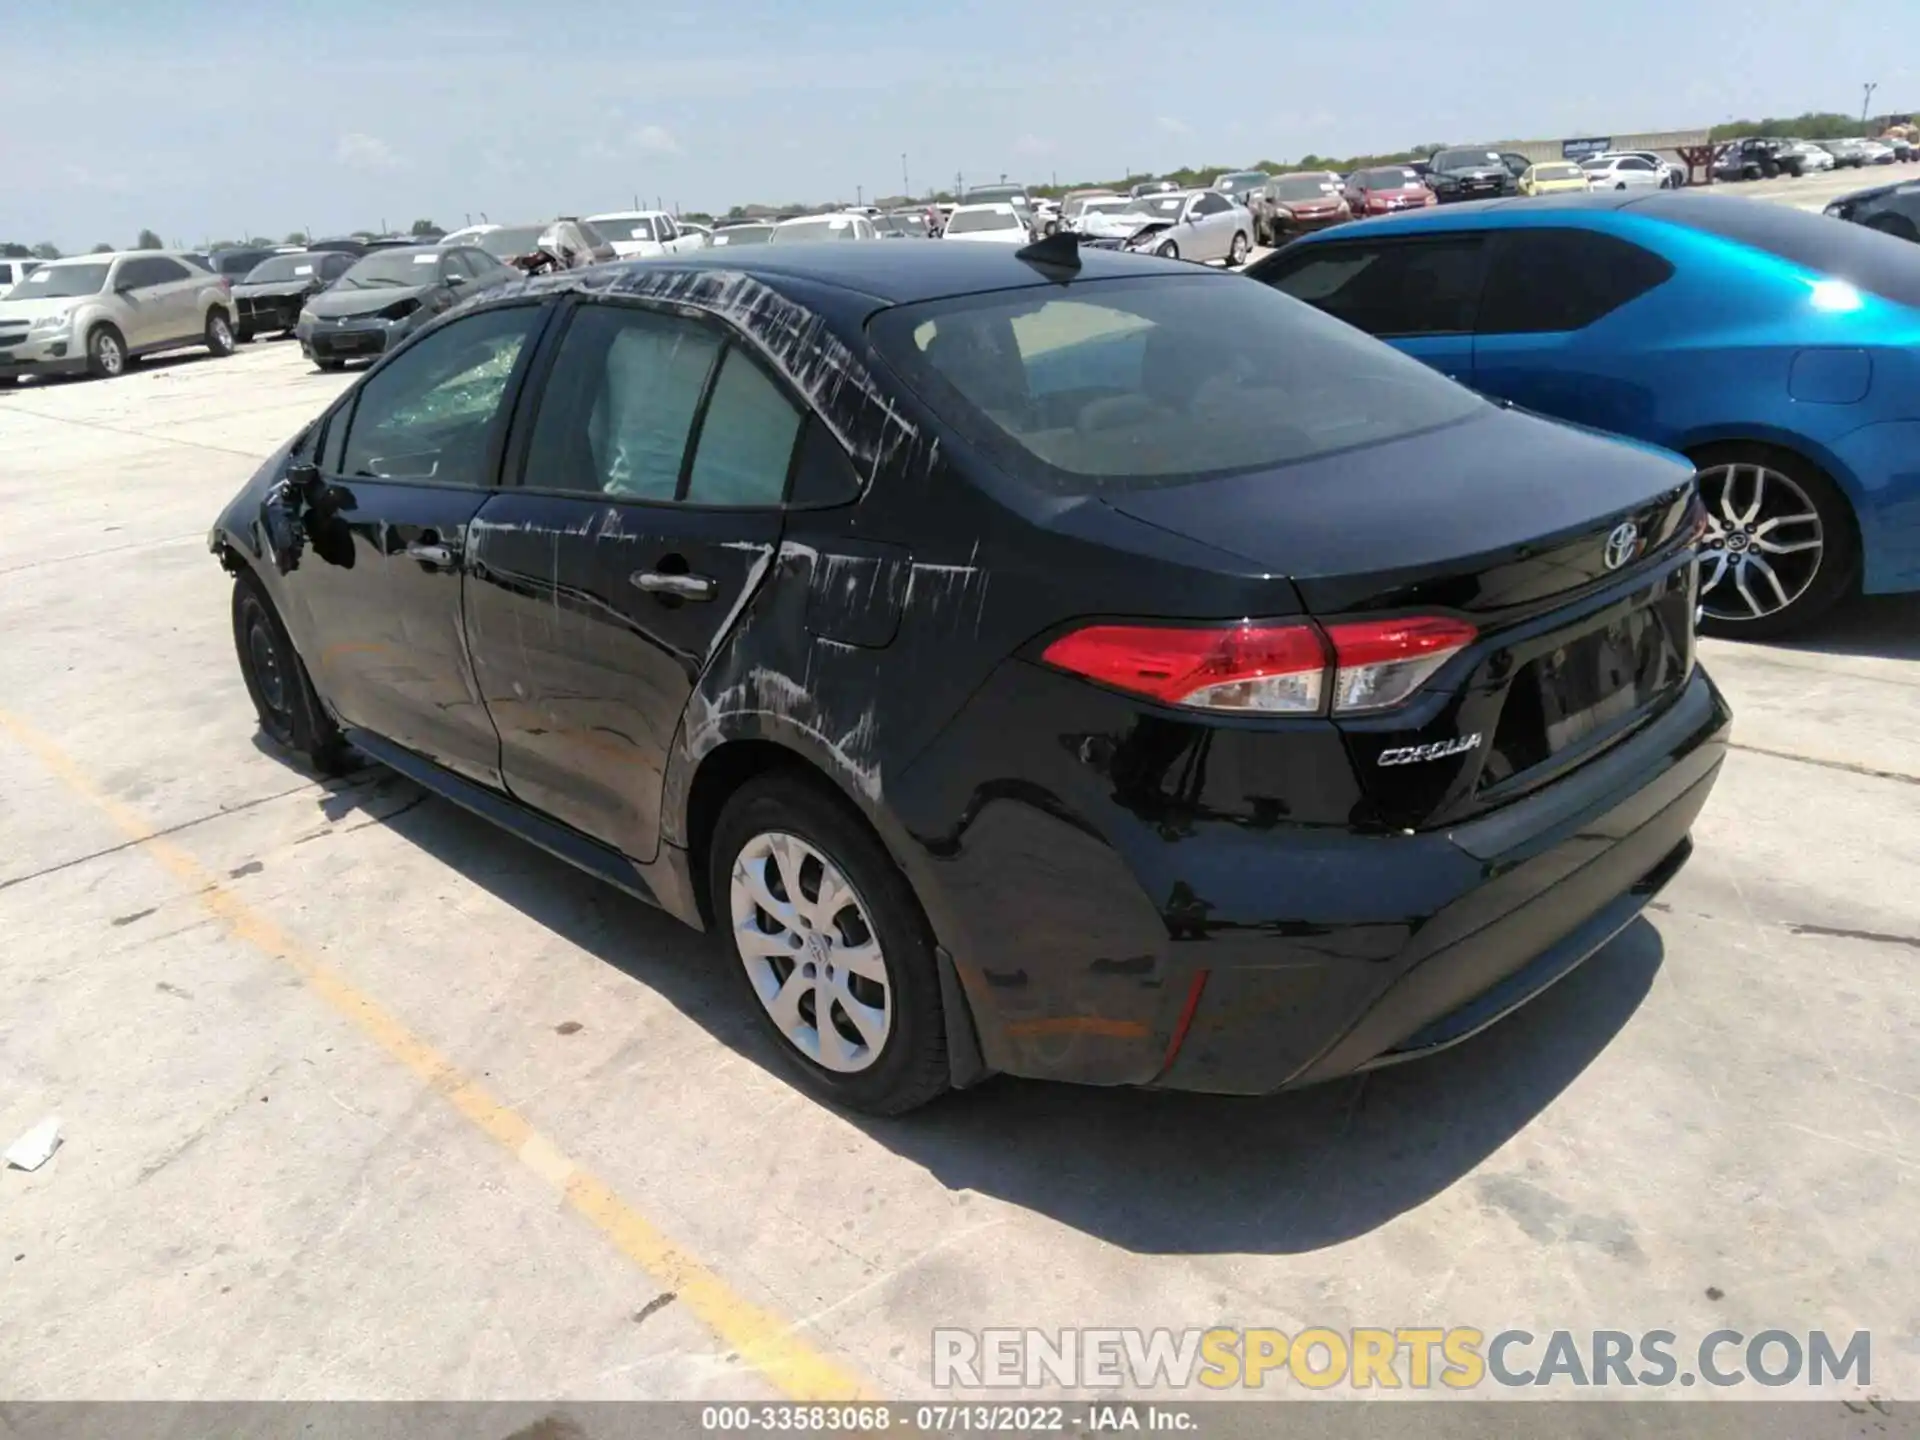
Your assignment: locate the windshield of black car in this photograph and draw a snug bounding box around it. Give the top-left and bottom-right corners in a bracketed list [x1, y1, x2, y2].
[947, 209, 1021, 233]
[217, 251, 273, 276]
[1434, 150, 1499, 171]
[336, 251, 440, 288]
[870, 275, 1482, 493]
[475, 227, 547, 258]
[1272, 177, 1334, 201]
[1356, 168, 1416, 188]
[243, 254, 323, 283]
[15, 263, 110, 298]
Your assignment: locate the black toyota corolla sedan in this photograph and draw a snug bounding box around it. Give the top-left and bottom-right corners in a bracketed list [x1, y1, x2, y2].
[210, 240, 1730, 1115]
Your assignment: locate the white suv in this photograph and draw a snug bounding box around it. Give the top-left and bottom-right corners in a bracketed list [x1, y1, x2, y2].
[585, 211, 708, 259]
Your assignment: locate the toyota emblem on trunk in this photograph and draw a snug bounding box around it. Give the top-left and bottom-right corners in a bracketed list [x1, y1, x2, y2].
[1604, 521, 1640, 570]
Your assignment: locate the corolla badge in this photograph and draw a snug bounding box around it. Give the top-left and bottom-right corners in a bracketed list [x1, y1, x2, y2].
[1378, 733, 1482, 766]
[1604, 521, 1641, 571]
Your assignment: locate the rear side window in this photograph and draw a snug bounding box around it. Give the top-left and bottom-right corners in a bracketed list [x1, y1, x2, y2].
[683, 350, 803, 506]
[1258, 238, 1484, 337]
[1477, 228, 1674, 334]
[520, 303, 722, 500]
[870, 274, 1481, 492]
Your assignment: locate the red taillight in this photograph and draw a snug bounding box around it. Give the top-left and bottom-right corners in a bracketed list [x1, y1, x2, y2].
[1324, 616, 1478, 714]
[1040, 623, 1330, 713]
[1041, 616, 1477, 716]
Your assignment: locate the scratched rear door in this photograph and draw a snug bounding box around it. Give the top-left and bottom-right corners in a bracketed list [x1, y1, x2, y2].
[463, 297, 794, 862]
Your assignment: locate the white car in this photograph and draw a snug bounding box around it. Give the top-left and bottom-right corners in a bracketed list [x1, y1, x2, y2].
[767, 213, 880, 243]
[1590, 151, 1682, 188]
[1071, 197, 1142, 237]
[439, 223, 502, 247]
[1579, 154, 1666, 191]
[0, 258, 45, 299]
[585, 211, 706, 259]
[1110, 189, 1253, 265]
[1783, 141, 1837, 174]
[939, 203, 1031, 245]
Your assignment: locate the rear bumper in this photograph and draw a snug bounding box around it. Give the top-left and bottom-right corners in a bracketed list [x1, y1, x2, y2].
[896, 663, 1730, 1094]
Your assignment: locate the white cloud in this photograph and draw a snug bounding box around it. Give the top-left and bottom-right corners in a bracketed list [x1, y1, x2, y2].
[336, 133, 403, 171]
[1156, 116, 1192, 137]
[1013, 134, 1055, 157]
[630, 124, 682, 155]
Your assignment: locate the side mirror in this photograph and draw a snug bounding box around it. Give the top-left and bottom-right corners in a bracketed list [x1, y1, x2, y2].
[286, 460, 323, 493]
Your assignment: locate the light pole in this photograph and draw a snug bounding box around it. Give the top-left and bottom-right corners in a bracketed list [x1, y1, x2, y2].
[902, 153, 909, 198]
[1862, 81, 1878, 128]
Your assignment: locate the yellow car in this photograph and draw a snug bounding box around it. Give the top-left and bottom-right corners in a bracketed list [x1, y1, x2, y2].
[1519, 162, 1592, 196]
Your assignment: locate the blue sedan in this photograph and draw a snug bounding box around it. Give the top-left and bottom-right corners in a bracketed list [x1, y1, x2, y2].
[1247, 192, 1920, 635]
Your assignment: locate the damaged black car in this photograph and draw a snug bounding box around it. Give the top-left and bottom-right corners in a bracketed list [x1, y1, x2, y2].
[233, 250, 358, 342]
[293, 244, 514, 371]
[211, 241, 1729, 1115]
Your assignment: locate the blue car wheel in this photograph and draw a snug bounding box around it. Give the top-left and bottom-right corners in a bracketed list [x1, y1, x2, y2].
[1692, 444, 1860, 636]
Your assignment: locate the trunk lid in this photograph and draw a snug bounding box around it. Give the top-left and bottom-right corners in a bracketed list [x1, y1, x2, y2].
[1103, 405, 1703, 829]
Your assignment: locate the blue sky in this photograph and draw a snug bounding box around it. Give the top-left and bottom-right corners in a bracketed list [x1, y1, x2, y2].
[3, 0, 1912, 250]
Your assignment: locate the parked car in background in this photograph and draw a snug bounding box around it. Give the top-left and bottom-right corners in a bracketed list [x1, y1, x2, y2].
[709, 222, 778, 248]
[877, 211, 933, 239]
[1342, 166, 1437, 218]
[1426, 148, 1519, 202]
[210, 246, 282, 286]
[1782, 141, 1835, 174]
[1579, 154, 1666, 191]
[1251, 192, 1920, 634]
[587, 211, 706, 259]
[1105, 189, 1253, 264]
[681, 222, 715, 247]
[769, 213, 881, 243]
[471, 220, 609, 270]
[440, 223, 501, 246]
[0, 251, 235, 382]
[1253, 174, 1350, 245]
[1860, 139, 1897, 165]
[960, 184, 1044, 236]
[0, 258, 43, 299]
[1128, 178, 1181, 198]
[1588, 150, 1683, 187]
[1880, 135, 1915, 162]
[1060, 188, 1119, 223]
[1823, 177, 1920, 241]
[1212, 170, 1270, 207]
[212, 241, 1728, 1116]
[1068, 197, 1138, 233]
[1719, 137, 1806, 179]
[1519, 162, 1592, 196]
[295, 244, 513, 371]
[233, 250, 358, 342]
[304, 238, 372, 257]
[939, 203, 1031, 245]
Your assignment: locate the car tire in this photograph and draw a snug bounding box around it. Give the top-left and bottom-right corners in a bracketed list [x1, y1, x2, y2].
[1227, 231, 1250, 266]
[1690, 443, 1860, 639]
[315, 358, 345, 372]
[710, 771, 950, 1116]
[1155, 240, 1180, 259]
[1866, 213, 1919, 242]
[205, 309, 236, 357]
[84, 324, 127, 380]
[230, 571, 350, 773]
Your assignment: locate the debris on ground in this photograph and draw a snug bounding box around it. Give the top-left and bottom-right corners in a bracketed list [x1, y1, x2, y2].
[4, 1117, 63, 1172]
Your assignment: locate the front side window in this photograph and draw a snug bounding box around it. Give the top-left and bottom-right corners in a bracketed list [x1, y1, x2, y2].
[1477, 228, 1674, 334]
[1259, 238, 1484, 337]
[683, 350, 804, 506]
[520, 304, 722, 499]
[871, 275, 1481, 492]
[337, 305, 538, 485]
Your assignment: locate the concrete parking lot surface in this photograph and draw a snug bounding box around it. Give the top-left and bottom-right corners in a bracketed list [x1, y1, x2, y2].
[2, 260, 1917, 1412]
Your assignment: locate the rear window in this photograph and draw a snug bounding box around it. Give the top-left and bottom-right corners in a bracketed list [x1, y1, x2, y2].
[947, 208, 1021, 234]
[1640, 194, 1920, 308]
[869, 275, 1481, 494]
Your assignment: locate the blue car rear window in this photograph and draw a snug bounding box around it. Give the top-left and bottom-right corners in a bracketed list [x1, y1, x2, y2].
[869, 274, 1482, 492]
[1639, 194, 1920, 309]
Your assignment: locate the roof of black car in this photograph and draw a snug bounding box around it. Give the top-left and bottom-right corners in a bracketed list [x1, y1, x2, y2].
[615, 241, 1197, 304]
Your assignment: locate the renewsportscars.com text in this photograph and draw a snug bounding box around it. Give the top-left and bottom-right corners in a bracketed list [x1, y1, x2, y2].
[932, 1327, 1871, 1392]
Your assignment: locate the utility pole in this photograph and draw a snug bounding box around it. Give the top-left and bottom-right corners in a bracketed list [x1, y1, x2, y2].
[1862, 81, 1878, 127]
[856, 184, 864, 207]
[902, 153, 909, 197]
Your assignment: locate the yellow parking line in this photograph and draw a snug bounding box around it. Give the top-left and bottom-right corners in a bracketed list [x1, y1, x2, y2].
[0, 708, 873, 1402]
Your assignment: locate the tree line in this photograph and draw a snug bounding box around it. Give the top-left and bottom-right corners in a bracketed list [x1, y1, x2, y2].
[3, 218, 443, 261]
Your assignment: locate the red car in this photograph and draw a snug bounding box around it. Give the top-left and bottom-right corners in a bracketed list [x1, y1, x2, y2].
[1343, 165, 1439, 218]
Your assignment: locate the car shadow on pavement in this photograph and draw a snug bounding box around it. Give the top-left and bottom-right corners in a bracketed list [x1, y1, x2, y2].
[317, 767, 1662, 1256]
[1766, 591, 1920, 661]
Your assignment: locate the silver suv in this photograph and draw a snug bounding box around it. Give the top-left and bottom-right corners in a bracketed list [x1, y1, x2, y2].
[0, 251, 237, 383]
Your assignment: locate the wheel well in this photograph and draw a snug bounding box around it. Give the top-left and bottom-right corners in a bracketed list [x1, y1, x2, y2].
[684, 739, 853, 925]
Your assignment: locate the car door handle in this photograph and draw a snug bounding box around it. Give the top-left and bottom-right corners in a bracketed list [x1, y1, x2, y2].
[405, 542, 457, 568]
[632, 570, 717, 601]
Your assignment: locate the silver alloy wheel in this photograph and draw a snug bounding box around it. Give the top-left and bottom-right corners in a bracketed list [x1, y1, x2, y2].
[1695, 461, 1824, 621]
[730, 830, 892, 1073]
[95, 332, 123, 375]
[210, 313, 232, 350]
